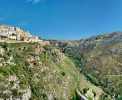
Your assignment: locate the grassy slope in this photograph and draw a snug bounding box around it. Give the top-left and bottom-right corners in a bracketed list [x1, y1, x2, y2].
[57, 33, 122, 100]
[81, 33, 122, 99]
[0, 42, 104, 100]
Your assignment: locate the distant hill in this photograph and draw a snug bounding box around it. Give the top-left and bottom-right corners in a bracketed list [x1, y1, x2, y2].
[81, 32, 122, 99]
[58, 32, 122, 100]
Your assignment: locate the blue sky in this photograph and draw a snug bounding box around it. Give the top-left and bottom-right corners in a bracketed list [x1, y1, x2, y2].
[0, 0, 122, 40]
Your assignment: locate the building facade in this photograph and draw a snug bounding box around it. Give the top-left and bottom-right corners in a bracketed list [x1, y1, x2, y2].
[0, 25, 28, 41]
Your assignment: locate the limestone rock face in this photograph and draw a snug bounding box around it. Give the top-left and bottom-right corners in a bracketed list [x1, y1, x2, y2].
[0, 75, 31, 100]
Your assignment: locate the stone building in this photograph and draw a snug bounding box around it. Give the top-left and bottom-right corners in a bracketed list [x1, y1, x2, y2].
[28, 36, 40, 42]
[0, 25, 28, 41]
[0, 25, 44, 43]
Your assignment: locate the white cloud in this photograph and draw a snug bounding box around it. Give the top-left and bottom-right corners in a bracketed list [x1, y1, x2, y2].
[26, 0, 45, 4]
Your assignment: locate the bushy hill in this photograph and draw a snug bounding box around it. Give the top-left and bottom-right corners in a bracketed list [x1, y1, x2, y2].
[82, 32, 122, 99]
[59, 32, 122, 100]
[0, 42, 105, 100]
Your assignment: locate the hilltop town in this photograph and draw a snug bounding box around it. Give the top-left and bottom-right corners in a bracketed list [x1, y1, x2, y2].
[0, 25, 50, 45]
[0, 24, 121, 100]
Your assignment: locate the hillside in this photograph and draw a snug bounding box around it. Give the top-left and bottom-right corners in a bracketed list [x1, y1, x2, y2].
[0, 42, 106, 100]
[59, 32, 122, 100]
[82, 32, 122, 99]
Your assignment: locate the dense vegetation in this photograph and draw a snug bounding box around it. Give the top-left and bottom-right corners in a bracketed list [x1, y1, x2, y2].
[0, 42, 105, 100]
[59, 32, 122, 100]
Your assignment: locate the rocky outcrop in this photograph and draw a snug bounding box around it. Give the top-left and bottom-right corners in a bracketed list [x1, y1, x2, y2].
[0, 42, 104, 100]
[0, 75, 31, 100]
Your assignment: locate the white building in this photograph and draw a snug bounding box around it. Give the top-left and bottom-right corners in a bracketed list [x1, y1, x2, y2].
[0, 25, 28, 41]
